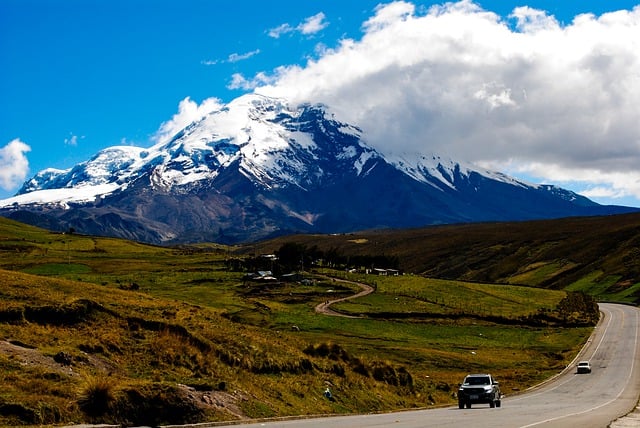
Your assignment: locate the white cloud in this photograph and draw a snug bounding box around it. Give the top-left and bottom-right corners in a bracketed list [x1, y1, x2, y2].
[65, 135, 78, 146]
[473, 83, 516, 109]
[0, 139, 31, 191]
[228, 70, 281, 91]
[581, 186, 629, 200]
[510, 6, 560, 32]
[363, 1, 415, 32]
[299, 12, 329, 35]
[203, 49, 261, 66]
[153, 97, 224, 145]
[268, 12, 329, 38]
[494, 160, 640, 201]
[251, 0, 640, 204]
[64, 133, 85, 146]
[228, 49, 261, 63]
[268, 23, 294, 39]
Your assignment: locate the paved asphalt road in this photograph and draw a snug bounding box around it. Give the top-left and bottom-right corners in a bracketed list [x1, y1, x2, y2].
[216, 303, 639, 428]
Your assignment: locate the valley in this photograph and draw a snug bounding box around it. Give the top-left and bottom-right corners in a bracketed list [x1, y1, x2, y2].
[1, 214, 634, 426]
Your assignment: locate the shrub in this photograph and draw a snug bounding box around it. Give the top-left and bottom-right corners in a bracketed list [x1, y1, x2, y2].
[77, 376, 117, 418]
[111, 383, 205, 426]
[303, 342, 350, 361]
[0, 306, 25, 323]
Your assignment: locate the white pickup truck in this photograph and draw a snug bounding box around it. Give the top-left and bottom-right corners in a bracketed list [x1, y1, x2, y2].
[457, 373, 502, 409]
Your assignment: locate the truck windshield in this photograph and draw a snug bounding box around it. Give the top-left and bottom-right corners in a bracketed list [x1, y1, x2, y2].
[465, 376, 490, 385]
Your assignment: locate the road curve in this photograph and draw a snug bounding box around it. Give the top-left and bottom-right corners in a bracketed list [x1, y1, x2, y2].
[314, 276, 374, 317]
[217, 303, 640, 428]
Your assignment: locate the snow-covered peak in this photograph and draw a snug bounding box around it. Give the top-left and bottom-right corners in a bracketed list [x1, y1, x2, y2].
[153, 93, 293, 151]
[0, 92, 572, 213]
[81, 146, 148, 182]
[145, 93, 371, 190]
[0, 94, 372, 207]
[18, 146, 147, 192]
[387, 152, 532, 191]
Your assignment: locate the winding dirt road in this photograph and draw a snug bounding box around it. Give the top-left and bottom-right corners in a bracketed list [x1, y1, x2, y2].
[313, 276, 374, 317]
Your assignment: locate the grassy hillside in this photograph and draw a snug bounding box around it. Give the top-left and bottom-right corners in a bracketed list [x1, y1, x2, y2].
[0, 217, 600, 426]
[242, 213, 640, 304]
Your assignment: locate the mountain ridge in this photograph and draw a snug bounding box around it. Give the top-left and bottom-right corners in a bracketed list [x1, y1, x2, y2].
[1, 93, 636, 244]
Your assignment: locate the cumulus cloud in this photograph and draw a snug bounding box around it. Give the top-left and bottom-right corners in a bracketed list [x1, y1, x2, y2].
[251, 0, 640, 202]
[153, 97, 224, 145]
[268, 12, 328, 38]
[0, 139, 31, 191]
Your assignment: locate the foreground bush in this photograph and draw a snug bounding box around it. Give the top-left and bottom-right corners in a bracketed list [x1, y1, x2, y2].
[79, 380, 206, 426]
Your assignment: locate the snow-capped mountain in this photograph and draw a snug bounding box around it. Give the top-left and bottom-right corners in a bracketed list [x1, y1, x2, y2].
[1, 94, 636, 244]
[7, 95, 373, 205]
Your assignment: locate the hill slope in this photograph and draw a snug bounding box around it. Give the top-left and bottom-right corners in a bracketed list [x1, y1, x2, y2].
[240, 213, 640, 304]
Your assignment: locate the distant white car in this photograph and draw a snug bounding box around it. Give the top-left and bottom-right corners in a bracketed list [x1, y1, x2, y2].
[577, 361, 591, 374]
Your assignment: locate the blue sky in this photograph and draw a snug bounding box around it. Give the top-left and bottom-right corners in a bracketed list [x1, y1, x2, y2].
[1, 0, 640, 206]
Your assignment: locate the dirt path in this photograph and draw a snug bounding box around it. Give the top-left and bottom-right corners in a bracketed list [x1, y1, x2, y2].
[0, 340, 80, 377]
[314, 276, 374, 318]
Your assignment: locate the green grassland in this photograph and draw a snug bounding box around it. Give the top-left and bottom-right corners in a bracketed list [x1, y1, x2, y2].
[0, 217, 602, 426]
[330, 274, 566, 317]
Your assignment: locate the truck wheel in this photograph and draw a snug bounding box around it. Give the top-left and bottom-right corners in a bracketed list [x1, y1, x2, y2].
[459, 401, 464, 409]
[466, 402, 471, 409]
[490, 401, 495, 408]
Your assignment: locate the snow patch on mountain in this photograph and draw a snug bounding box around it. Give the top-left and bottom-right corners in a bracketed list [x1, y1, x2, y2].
[1, 184, 119, 208]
